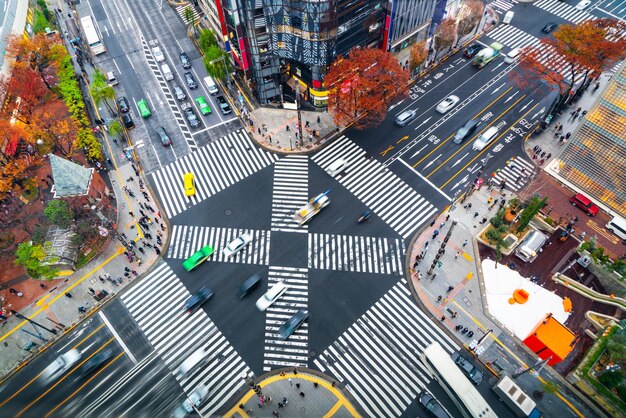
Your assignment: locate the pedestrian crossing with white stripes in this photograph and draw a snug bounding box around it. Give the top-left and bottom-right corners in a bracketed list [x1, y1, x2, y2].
[271, 155, 309, 233]
[167, 225, 271, 265]
[120, 263, 251, 417]
[176, 4, 203, 25]
[489, 0, 517, 14]
[533, 0, 595, 24]
[492, 155, 534, 192]
[486, 25, 587, 84]
[312, 136, 437, 239]
[262, 266, 309, 372]
[313, 279, 459, 418]
[308, 234, 405, 275]
[149, 130, 279, 219]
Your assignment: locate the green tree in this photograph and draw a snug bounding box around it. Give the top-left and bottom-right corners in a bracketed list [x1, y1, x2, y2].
[89, 70, 116, 116]
[199, 28, 217, 52]
[44, 199, 73, 228]
[598, 369, 624, 389]
[108, 119, 123, 141]
[516, 196, 548, 233]
[182, 6, 197, 36]
[203, 46, 231, 81]
[14, 241, 59, 279]
[607, 334, 626, 362]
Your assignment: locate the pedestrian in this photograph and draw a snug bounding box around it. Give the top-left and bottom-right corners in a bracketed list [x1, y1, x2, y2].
[437, 295, 442, 302]
[540, 151, 546, 158]
[480, 217, 488, 224]
[272, 412, 279, 417]
[317, 115, 321, 124]
[300, 392, 305, 398]
[558, 124, 563, 133]
[269, 136, 272, 144]
[155, 247, 161, 255]
[138, 247, 145, 254]
[440, 221, 446, 228]
[129, 211, 134, 217]
[295, 131, 299, 139]
[286, 125, 290, 131]
[305, 120, 310, 128]
[293, 367, 298, 375]
[539, 159, 545, 166]
[455, 252, 460, 259]
[473, 211, 479, 218]
[332, 381, 336, 387]
[566, 132, 571, 139]
[546, 153, 552, 159]
[65, 292, 72, 298]
[296, 382, 301, 389]
[40, 283, 47, 289]
[533, 145, 539, 152]
[99, 276, 105, 283]
[288, 378, 293, 386]
[487, 197, 493, 204]
[440, 315, 446, 321]
[313, 382, 318, 388]
[445, 214, 450, 221]
[463, 239, 469, 247]
[432, 229, 439, 239]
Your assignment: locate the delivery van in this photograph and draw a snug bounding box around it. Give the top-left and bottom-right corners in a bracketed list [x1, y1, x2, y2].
[203, 76, 218, 95]
[161, 63, 174, 81]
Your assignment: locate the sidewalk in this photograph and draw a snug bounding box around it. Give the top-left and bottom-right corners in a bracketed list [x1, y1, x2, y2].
[223, 369, 359, 418]
[0, 161, 166, 378]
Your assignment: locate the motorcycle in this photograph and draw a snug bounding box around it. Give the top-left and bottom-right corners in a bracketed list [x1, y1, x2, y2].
[357, 211, 371, 224]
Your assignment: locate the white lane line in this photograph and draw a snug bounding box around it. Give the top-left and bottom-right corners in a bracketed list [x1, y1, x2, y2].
[98, 311, 138, 364]
[396, 157, 453, 202]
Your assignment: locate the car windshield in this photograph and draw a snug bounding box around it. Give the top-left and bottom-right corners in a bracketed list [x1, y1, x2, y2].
[228, 238, 243, 250]
[457, 127, 469, 136]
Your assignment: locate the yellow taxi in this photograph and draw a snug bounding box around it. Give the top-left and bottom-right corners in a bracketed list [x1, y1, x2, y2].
[183, 172, 195, 197]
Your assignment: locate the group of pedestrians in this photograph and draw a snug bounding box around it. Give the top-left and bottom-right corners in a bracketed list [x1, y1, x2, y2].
[531, 145, 552, 166]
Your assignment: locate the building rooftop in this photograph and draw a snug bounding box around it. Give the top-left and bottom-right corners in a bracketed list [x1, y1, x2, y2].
[49, 154, 94, 198]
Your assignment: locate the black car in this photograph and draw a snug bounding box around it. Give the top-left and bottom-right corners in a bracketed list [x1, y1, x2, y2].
[184, 71, 198, 89]
[156, 127, 172, 147]
[81, 349, 114, 379]
[180, 51, 192, 69]
[464, 44, 482, 59]
[542, 22, 558, 33]
[117, 96, 130, 113]
[184, 106, 201, 128]
[278, 310, 310, 340]
[453, 119, 480, 144]
[239, 274, 262, 299]
[216, 95, 232, 115]
[419, 392, 451, 418]
[453, 353, 484, 385]
[121, 113, 134, 129]
[184, 287, 214, 313]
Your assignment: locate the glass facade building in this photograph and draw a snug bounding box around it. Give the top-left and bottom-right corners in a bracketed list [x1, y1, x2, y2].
[557, 61, 626, 217]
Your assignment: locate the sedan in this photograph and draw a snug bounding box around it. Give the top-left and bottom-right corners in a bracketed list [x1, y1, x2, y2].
[542, 22, 558, 33]
[223, 232, 252, 258]
[575, 0, 591, 10]
[436, 95, 460, 114]
[117, 96, 130, 113]
[184, 106, 201, 128]
[278, 310, 310, 340]
[419, 391, 451, 418]
[80, 349, 114, 379]
[453, 353, 484, 385]
[41, 349, 82, 385]
[464, 44, 482, 59]
[182, 244, 214, 271]
[180, 51, 192, 69]
[453, 119, 480, 144]
[256, 281, 289, 311]
[184, 287, 214, 313]
[173, 83, 186, 101]
[152, 46, 165, 62]
[156, 126, 172, 147]
[216, 95, 232, 115]
[184, 71, 198, 89]
[195, 96, 211, 115]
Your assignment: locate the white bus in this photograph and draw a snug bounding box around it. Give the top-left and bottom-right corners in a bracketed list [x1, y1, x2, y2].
[80, 16, 106, 55]
[422, 342, 498, 418]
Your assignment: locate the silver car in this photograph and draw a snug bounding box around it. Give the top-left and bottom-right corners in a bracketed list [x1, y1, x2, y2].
[223, 232, 252, 258]
[395, 109, 417, 127]
[436, 95, 460, 114]
[41, 349, 82, 385]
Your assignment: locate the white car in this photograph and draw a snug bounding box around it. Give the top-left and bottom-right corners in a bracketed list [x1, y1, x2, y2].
[181, 383, 210, 413]
[256, 281, 289, 311]
[575, 0, 591, 10]
[152, 46, 165, 62]
[41, 349, 82, 385]
[436, 95, 460, 114]
[223, 232, 252, 258]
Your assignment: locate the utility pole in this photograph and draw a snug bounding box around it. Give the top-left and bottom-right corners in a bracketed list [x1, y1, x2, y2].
[295, 83, 303, 147]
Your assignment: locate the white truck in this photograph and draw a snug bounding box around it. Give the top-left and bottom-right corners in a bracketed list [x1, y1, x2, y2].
[294, 192, 330, 226]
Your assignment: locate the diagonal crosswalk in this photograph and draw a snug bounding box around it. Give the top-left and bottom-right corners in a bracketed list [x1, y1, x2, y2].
[150, 130, 279, 219]
[313, 279, 459, 418]
[176, 4, 203, 25]
[167, 225, 271, 265]
[312, 136, 437, 239]
[533, 0, 595, 24]
[271, 155, 309, 233]
[489, 0, 517, 14]
[120, 263, 251, 417]
[308, 234, 405, 275]
[262, 266, 309, 372]
[492, 155, 534, 192]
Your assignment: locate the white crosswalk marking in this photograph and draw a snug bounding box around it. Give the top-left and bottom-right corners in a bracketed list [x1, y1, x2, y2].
[167, 225, 271, 265]
[176, 4, 202, 25]
[271, 155, 309, 233]
[308, 234, 405, 274]
[313, 279, 460, 418]
[120, 263, 251, 417]
[312, 136, 437, 239]
[489, 0, 518, 14]
[263, 266, 309, 371]
[492, 156, 534, 192]
[533, 0, 595, 24]
[486, 25, 587, 84]
[149, 130, 279, 219]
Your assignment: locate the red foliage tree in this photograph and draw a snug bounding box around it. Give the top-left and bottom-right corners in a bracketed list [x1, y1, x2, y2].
[326, 48, 409, 130]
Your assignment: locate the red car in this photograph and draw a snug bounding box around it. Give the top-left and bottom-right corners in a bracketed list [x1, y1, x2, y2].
[570, 193, 599, 216]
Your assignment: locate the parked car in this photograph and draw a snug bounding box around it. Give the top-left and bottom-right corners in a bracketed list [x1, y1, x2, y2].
[184, 71, 198, 89]
[278, 310, 310, 340]
[195, 96, 211, 115]
[41, 349, 82, 385]
[152, 46, 165, 62]
[453, 353, 484, 385]
[184, 106, 201, 128]
[223, 232, 252, 258]
[395, 109, 417, 127]
[180, 51, 192, 69]
[542, 22, 558, 33]
[156, 126, 172, 147]
[121, 113, 135, 129]
[570, 193, 599, 216]
[436, 95, 460, 114]
[454, 119, 480, 144]
[81, 349, 114, 379]
[173, 83, 186, 101]
[117, 96, 130, 113]
[419, 391, 451, 418]
[216, 95, 232, 115]
[184, 287, 214, 313]
[464, 44, 482, 59]
[256, 281, 289, 311]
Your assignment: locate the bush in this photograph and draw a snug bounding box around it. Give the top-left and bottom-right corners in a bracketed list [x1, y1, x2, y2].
[517, 196, 547, 233]
[617, 385, 626, 402]
[544, 216, 555, 226]
[599, 370, 624, 389]
[44, 200, 73, 228]
[31, 226, 47, 244]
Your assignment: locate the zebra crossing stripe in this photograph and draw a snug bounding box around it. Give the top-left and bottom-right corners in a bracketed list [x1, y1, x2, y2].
[167, 225, 271, 265]
[120, 263, 251, 416]
[533, 0, 595, 24]
[493, 156, 534, 191]
[149, 130, 278, 219]
[272, 155, 309, 233]
[262, 266, 309, 371]
[313, 279, 459, 418]
[176, 4, 202, 25]
[312, 136, 437, 239]
[489, 0, 517, 14]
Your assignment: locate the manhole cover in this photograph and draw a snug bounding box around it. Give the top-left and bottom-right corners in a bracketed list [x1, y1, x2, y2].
[225, 209, 232, 216]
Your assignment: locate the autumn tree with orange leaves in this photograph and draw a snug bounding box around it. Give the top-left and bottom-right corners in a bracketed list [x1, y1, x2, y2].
[326, 48, 409, 130]
[433, 18, 457, 58]
[409, 42, 428, 74]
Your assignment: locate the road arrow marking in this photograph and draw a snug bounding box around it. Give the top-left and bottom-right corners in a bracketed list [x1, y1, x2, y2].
[423, 153, 442, 170]
[452, 152, 469, 167]
[519, 99, 534, 112]
[410, 144, 429, 159]
[388, 100, 405, 111]
[451, 175, 469, 191]
[505, 91, 520, 103]
[492, 82, 506, 94]
[397, 135, 409, 144]
[415, 116, 432, 130]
